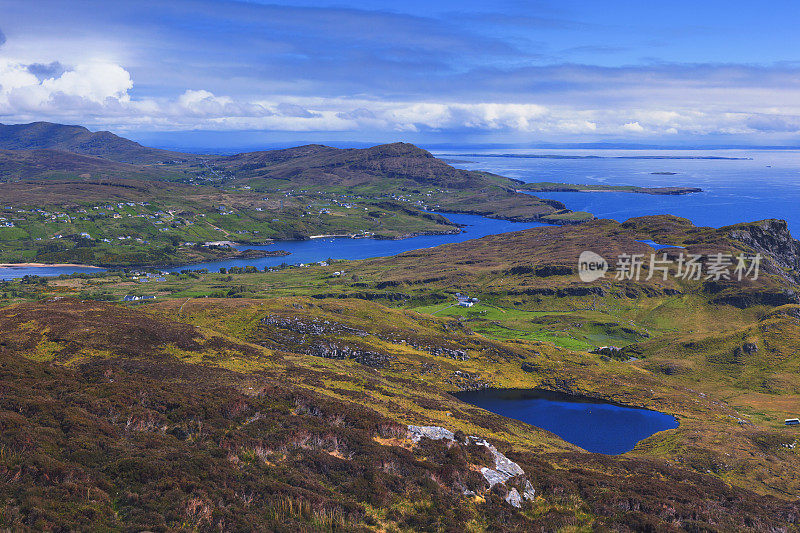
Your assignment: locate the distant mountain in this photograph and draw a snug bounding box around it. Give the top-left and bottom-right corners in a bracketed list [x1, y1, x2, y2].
[0, 122, 191, 164]
[0, 123, 518, 190]
[0, 123, 569, 223]
[211, 142, 522, 190]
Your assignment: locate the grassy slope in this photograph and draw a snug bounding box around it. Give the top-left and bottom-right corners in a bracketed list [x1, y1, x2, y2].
[4, 215, 800, 511]
[1, 297, 798, 531]
[0, 179, 463, 265]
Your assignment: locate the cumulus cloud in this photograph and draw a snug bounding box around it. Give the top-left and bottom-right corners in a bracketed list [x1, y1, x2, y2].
[1, 58, 800, 140]
[175, 89, 273, 118]
[621, 121, 645, 133]
[0, 61, 133, 116]
[2, 1, 800, 142]
[43, 63, 132, 103]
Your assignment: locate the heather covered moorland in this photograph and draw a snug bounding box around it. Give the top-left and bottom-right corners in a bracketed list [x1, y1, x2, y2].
[1, 209, 799, 530]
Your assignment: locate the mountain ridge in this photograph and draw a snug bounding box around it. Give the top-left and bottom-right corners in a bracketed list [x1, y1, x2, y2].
[0, 122, 191, 164]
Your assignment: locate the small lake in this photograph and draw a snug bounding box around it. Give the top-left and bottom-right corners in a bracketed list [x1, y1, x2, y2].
[455, 388, 678, 454]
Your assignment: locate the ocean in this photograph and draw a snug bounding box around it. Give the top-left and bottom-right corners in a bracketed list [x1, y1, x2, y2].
[442, 148, 800, 237]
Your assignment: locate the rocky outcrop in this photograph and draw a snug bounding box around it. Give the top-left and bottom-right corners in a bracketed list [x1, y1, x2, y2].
[710, 289, 798, 309]
[309, 342, 394, 367]
[507, 265, 574, 277]
[311, 291, 410, 302]
[407, 425, 537, 508]
[407, 343, 469, 361]
[505, 488, 522, 507]
[726, 219, 800, 282]
[255, 315, 394, 367]
[260, 315, 369, 337]
[590, 346, 622, 357]
[408, 425, 455, 443]
[507, 286, 606, 297]
[474, 438, 525, 486]
[762, 304, 800, 320]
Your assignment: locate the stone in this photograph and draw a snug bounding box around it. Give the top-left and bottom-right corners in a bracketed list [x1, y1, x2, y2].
[408, 425, 455, 443]
[493, 450, 524, 478]
[473, 439, 524, 478]
[505, 488, 522, 508]
[742, 342, 758, 354]
[481, 467, 512, 488]
[523, 480, 536, 501]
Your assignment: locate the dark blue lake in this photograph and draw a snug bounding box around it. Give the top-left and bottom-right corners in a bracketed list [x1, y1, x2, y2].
[455, 388, 678, 454]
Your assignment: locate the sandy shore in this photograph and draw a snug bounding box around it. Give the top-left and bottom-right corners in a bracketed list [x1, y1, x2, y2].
[0, 263, 103, 269]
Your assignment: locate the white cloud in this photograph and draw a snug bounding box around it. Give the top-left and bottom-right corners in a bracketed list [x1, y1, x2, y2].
[2, 58, 800, 141]
[621, 121, 645, 133]
[42, 63, 132, 103]
[0, 60, 133, 116]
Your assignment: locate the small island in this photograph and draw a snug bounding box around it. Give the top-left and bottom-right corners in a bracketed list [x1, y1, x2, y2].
[519, 182, 702, 195]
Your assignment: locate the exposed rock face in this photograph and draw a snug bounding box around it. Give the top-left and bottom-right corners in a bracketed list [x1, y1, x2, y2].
[408, 425, 455, 443]
[255, 315, 394, 367]
[508, 286, 606, 297]
[481, 467, 512, 488]
[409, 344, 469, 361]
[764, 304, 800, 320]
[308, 342, 394, 367]
[474, 438, 525, 481]
[727, 219, 800, 282]
[710, 289, 799, 309]
[590, 346, 622, 357]
[260, 315, 368, 337]
[311, 291, 410, 302]
[448, 370, 492, 390]
[407, 425, 536, 508]
[523, 480, 536, 501]
[505, 488, 522, 508]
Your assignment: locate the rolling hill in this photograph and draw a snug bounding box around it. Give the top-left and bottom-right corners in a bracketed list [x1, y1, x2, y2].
[210, 142, 520, 190]
[0, 122, 191, 164]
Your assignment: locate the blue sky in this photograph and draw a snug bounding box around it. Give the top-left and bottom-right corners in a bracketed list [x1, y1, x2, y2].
[1, 0, 799, 147]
